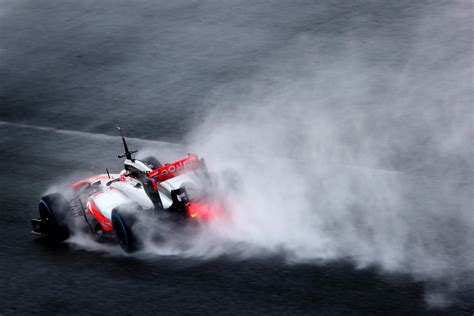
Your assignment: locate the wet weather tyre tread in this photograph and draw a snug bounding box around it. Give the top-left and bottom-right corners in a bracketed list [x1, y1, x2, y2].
[111, 206, 142, 253]
[39, 193, 71, 242]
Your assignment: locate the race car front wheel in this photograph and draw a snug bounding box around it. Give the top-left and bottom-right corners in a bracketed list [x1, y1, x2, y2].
[38, 193, 71, 241]
[111, 203, 143, 253]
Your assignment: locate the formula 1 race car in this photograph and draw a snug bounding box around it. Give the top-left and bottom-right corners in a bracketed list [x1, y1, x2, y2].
[31, 128, 217, 252]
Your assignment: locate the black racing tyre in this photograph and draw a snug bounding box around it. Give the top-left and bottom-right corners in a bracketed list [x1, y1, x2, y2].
[142, 156, 162, 169]
[111, 203, 143, 253]
[38, 193, 71, 242]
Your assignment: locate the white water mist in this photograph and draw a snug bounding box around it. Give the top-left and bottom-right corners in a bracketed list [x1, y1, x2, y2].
[182, 2, 473, 307]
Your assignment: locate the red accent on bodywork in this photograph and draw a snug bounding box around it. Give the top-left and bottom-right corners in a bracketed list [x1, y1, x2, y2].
[71, 174, 112, 189]
[86, 194, 113, 231]
[147, 154, 200, 182]
[119, 170, 126, 182]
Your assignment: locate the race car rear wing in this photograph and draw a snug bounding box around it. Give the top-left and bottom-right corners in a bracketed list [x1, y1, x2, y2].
[146, 153, 207, 183]
[143, 153, 210, 210]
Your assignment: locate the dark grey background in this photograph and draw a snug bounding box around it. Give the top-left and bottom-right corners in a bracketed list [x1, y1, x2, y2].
[0, 0, 448, 141]
[0, 0, 472, 314]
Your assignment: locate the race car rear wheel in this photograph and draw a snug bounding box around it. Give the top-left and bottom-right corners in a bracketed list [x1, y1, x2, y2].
[142, 156, 162, 169]
[38, 193, 71, 241]
[111, 203, 143, 253]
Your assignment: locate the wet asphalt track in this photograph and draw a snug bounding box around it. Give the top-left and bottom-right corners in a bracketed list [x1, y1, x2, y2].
[0, 123, 464, 315]
[1, 0, 473, 314]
